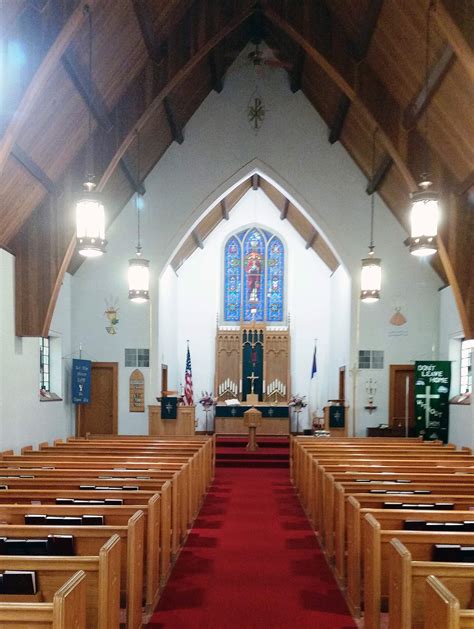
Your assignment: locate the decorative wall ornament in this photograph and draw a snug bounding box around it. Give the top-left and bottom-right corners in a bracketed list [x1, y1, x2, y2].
[247, 87, 266, 131]
[390, 307, 407, 326]
[104, 297, 119, 334]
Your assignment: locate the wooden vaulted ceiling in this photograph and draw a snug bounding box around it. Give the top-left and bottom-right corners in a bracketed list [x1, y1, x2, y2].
[0, 0, 473, 338]
[170, 174, 340, 273]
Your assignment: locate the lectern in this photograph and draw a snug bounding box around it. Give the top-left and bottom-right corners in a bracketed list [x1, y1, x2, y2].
[243, 407, 262, 451]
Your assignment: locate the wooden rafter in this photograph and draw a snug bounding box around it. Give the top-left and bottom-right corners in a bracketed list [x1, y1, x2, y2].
[433, 0, 474, 83]
[280, 198, 289, 220]
[163, 96, 184, 145]
[403, 44, 454, 129]
[0, 2, 95, 176]
[221, 199, 229, 220]
[305, 231, 318, 250]
[11, 144, 55, 194]
[209, 49, 224, 93]
[366, 154, 393, 195]
[290, 48, 305, 93]
[193, 229, 204, 249]
[62, 51, 113, 133]
[252, 174, 260, 190]
[329, 95, 350, 144]
[132, 0, 163, 65]
[120, 155, 146, 196]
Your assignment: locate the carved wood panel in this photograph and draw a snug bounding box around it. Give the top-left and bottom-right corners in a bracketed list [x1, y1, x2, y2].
[264, 330, 290, 402]
[215, 330, 241, 400]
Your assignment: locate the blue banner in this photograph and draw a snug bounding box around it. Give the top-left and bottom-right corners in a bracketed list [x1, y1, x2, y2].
[72, 359, 91, 404]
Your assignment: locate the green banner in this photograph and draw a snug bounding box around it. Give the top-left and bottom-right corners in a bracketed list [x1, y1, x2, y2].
[414, 361, 451, 443]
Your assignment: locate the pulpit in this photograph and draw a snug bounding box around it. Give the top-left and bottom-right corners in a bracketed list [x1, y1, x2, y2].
[243, 407, 262, 451]
[148, 405, 195, 436]
[323, 403, 348, 437]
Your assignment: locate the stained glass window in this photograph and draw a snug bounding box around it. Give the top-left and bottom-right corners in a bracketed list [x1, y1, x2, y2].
[266, 236, 284, 321]
[223, 236, 242, 321]
[223, 228, 285, 323]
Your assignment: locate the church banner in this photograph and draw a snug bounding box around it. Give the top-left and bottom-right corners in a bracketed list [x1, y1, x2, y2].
[414, 361, 451, 443]
[72, 359, 91, 404]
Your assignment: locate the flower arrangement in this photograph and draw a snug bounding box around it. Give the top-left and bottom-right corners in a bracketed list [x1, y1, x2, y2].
[199, 392, 217, 409]
[289, 394, 307, 410]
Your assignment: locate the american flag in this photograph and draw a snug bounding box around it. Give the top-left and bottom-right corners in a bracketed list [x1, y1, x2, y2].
[184, 344, 194, 406]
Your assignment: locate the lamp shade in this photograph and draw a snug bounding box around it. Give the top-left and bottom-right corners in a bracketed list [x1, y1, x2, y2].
[360, 256, 381, 303]
[76, 186, 107, 257]
[408, 181, 439, 257]
[128, 257, 150, 303]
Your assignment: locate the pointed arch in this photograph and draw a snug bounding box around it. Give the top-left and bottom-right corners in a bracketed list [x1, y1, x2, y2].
[223, 235, 242, 322]
[266, 235, 285, 322]
[242, 227, 266, 322]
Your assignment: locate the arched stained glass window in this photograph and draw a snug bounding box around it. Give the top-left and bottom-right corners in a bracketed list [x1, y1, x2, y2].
[243, 228, 265, 321]
[223, 227, 285, 323]
[266, 236, 284, 321]
[223, 236, 242, 321]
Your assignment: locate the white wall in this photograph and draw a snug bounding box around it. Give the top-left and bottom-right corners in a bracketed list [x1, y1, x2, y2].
[70, 44, 443, 435]
[0, 249, 73, 452]
[328, 265, 351, 400]
[438, 286, 473, 448]
[170, 188, 333, 430]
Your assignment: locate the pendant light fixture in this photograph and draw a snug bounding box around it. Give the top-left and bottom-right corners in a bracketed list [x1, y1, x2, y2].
[128, 131, 150, 303]
[76, 4, 107, 258]
[407, 1, 439, 257]
[360, 127, 382, 303]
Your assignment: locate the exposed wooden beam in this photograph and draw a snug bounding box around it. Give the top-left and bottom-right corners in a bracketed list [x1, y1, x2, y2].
[96, 6, 254, 197]
[221, 199, 229, 220]
[193, 229, 204, 249]
[252, 174, 259, 190]
[62, 51, 113, 133]
[280, 198, 289, 220]
[352, 0, 385, 61]
[209, 49, 224, 93]
[132, 0, 163, 64]
[11, 144, 55, 194]
[305, 231, 318, 250]
[433, 0, 474, 84]
[0, 2, 95, 176]
[403, 44, 454, 129]
[290, 48, 305, 93]
[163, 96, 184, 145]
[456, 171, 474, 196]
[328, 95, 350, 144]
[119, 155, 146, 195]
[366, 154, 393, 195]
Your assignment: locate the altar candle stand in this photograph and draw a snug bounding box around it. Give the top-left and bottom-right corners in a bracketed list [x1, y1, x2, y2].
[243, 407, 263, 452]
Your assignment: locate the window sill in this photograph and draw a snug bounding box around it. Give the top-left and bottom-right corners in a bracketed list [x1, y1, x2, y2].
[39, 392, 63, 402]
[449, 394, 471, 405]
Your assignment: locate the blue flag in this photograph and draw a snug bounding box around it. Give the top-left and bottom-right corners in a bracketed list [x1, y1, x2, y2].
[311, 345, 317, 379]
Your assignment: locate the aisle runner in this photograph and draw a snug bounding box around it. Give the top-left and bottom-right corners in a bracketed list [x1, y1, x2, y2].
[148, 467, 356, 629]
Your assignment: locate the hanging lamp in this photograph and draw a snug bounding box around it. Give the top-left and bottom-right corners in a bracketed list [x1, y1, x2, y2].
[360, 127, 382, 303]
[76, 4, 106, 257]
[407, 1, 439, 257]
[128, 131, 150, 303]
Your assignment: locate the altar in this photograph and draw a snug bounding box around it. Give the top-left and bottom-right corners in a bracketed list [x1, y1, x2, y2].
[215, 404, 290, 435]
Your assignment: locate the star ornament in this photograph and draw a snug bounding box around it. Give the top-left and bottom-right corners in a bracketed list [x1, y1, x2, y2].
[247, 96, 266, 130]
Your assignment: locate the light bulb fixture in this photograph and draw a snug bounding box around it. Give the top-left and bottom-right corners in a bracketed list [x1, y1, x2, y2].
[407, 2, 439, 258]
[76, 5, 106, 257]
[128, 131, 150, 303]
[360, 127, 381, 303]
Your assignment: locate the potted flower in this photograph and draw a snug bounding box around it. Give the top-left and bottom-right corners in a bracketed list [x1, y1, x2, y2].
[199, 392, 217, 434]
[289, 394, 307, 410]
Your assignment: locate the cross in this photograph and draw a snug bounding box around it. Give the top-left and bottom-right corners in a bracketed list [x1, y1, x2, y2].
[165, 402, 173, 413]
[231, 408, 237, 416]
[268, 408, 274, 417]
[247, 371, 259, 394]
[416, 385, 440, 429]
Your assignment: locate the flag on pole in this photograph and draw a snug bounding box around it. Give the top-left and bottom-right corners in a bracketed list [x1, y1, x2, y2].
[184, 343, 194, 406]
[309, 342, 319, 423]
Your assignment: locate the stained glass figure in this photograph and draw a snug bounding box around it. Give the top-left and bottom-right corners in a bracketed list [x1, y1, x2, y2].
[223, 227, 285, 323]
[223, 236, 242, 321]
[266, 236, 284, 321]
[243, 228, 265, 321]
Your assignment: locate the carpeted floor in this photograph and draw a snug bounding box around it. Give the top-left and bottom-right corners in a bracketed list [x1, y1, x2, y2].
[147, 462, 357, 628]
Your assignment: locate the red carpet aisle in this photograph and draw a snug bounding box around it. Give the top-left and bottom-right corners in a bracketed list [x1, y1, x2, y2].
[147, 441, 356, 629]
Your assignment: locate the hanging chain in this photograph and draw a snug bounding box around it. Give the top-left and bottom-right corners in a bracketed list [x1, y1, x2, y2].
[84, 4, 94, 181]
[136, 130, 142, 255]
[369, 126, 378, 252]
[423, 1, 435, 180]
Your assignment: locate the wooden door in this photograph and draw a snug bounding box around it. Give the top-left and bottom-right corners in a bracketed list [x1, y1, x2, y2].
[76, 362, 118, 437]
[389, 364, 415, 429]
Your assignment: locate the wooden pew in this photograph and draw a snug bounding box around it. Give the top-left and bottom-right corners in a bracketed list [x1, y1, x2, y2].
[0, 570, 86, 629]
[389, 539, 474, 629]
[0, 534, 120, 629]
[0, 488, 166, 612]
[0, 515, 144, 629]
[425, 575, 474, 629]
[346, 494, 474, 616]
[364, 515, 474, 629]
